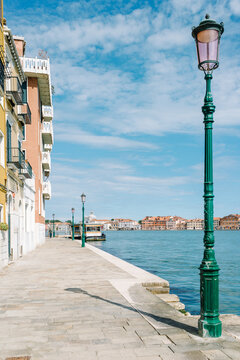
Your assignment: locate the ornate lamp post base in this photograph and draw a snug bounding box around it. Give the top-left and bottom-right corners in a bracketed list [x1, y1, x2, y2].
[198, 260, 222, 337]
[199, 317, 222, 338]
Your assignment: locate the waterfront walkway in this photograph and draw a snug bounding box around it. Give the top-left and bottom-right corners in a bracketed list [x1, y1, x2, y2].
[0, 238, 239, 360]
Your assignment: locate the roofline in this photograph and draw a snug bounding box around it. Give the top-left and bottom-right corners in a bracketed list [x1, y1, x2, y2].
[13, 35, 25, 41]
[4, 26, 26, 82]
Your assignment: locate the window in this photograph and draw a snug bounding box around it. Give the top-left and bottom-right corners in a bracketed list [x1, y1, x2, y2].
[0, 130, 4, 167]
[0, 204, 3, 222]
[25, 204, 28, 232]
[22, 81, 27, 103]
[0, 95, 3, 108]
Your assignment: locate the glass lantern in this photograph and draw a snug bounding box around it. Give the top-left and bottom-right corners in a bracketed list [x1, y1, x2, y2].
[192, 14, 224, 72]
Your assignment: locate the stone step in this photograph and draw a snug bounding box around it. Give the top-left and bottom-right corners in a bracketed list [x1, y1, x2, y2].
[142, 281, 169, 288]
[170, 302, 185, 310]
[145, 286, 169, 294]
[155, 293, 180, 302]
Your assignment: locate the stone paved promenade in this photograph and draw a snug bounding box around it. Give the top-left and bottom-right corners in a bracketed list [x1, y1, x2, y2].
[0, 238, 239, 360]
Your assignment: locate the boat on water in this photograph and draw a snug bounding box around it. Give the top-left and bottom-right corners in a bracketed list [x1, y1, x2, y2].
[74, 223, 106, 241]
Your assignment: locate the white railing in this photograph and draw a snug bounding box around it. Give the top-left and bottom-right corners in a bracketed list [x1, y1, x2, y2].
[42, 151, 51, 169]
[42, 121, 53, 136]
[43, 181, 51, 199]
[21, 57, 50, 75]
[44, 144, 52, 151]
[42, 105, 53, 120]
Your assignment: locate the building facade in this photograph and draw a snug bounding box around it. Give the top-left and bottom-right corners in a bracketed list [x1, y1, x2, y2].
[166, 216, 187, 230]
[141, 216, 169, 230]
[213, 217, 221, 230]
[14, 37, 53, 246]
[0, 0, 8, 267]
[186, 219, 204, 230]
[219, 214, 240, 230]
[0, 20, 53, 269]
[4, 24, 35, 261]
[115, 219, 141, 230]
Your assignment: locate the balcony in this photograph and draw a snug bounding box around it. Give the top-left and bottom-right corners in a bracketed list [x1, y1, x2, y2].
[42, 151, 51, 170]
[21, 57, 52, 106]
[7, 148, 24, 169]
[42, 105, 53, 120]
[19, 160, 33, 179]
[0, 47, 4, 91]
[18, 103, 31, 124]
[42, 121, 53, 144]
[43, 180, 51, 200]
[44, 144, 52, 152]
[6, 77, 23, 104]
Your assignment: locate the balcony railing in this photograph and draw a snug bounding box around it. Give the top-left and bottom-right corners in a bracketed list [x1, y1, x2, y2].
[7, 147, 24, 169]
[42, 105, 53, 120]
[43, 180, 51, 200]
[44, 144, 52, 152]
[6, 76, 23, 104]
[42, 151, 51, 170]
[18, 103, 32, 124]
[0, 47, 4, 91]
[42, 121, 53, 144]
[20, 160, 33, 179]
[21, 57, 52, 106]
[21, 57, 50, 75]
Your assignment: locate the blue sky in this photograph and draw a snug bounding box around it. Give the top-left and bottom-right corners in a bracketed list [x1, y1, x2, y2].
[5, 0, 240, 221]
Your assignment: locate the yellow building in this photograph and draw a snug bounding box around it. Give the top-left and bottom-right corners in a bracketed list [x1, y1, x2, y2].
[0, 0, 7, 224]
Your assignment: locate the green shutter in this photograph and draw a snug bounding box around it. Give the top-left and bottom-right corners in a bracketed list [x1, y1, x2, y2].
[22, 81, 27, 103]
[7, 122, 11, 162]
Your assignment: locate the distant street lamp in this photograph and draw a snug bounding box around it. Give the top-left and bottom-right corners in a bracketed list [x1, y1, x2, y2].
[81, 193, 86, 247]
[52, 213, 55, 238]
[71, 208, 75, 241]
[192, 14, 224, 338]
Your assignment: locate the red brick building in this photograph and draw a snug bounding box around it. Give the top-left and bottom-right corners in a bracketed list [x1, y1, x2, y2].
[219, 214, 240, 230]
[141, 216, 170, 230]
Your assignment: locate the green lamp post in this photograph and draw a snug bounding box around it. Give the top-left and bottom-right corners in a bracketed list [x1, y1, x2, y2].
[81, 193, 86, 247]
[192, 14, 224, 338]
[71, 208, 75, 241]
[52, 213, 55, 238]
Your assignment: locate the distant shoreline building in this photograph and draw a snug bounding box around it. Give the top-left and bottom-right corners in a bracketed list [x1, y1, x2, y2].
[219, 214, 240, 230]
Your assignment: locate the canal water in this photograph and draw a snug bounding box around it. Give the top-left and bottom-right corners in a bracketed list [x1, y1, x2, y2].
[91, 231, 240, 315]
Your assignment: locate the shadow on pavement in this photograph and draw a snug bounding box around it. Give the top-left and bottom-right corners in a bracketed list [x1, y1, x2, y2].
[65, 287, 198, 336]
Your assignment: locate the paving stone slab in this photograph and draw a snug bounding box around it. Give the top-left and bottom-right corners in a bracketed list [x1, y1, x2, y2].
[202, 349, 233, 360]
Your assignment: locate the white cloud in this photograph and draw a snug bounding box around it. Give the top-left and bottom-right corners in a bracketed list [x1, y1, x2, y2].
[230, 0, 240, 15]
[147, 27, 191, 50]
[54, 125, 157, 150]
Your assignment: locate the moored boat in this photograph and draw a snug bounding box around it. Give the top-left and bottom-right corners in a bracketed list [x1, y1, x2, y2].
[73, 223, 106, 241]
[84, 223, 106, 241]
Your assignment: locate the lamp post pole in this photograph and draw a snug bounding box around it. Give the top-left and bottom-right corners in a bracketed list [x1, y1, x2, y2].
[199, 72, 222, 337]
[192, 15, 224, 338]
[71, 208, 75, 241]
[52, 213, 55, 238]
[81, 193, 86, 247]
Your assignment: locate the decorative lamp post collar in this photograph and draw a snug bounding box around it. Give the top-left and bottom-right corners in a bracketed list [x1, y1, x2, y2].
[192, 14, 224, 73]
[81, 193, 86, 204]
